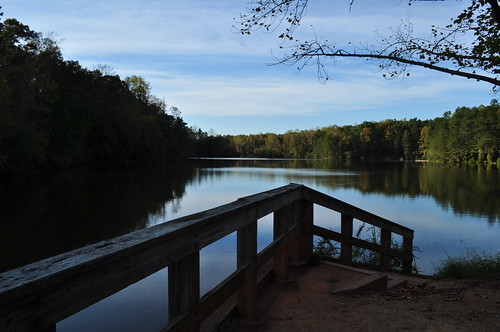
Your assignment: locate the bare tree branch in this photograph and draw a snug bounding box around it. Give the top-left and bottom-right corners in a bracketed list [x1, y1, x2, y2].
[238, 0, 500, 89]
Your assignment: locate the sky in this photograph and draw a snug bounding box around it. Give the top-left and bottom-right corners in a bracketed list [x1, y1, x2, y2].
[1, 0, 496, 135]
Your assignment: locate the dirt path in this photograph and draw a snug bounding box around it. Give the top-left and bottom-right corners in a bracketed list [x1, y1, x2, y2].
[237, 262, 500, 332]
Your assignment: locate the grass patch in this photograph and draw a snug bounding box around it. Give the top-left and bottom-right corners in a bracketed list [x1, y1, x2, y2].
[435, 249, 500, 279]
[313, 237, 339, 258]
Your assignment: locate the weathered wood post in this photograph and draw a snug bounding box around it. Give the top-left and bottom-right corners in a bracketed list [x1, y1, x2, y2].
[168, 251, 200, 331]
[340, 213, 353, 265]
[273, 204, 292, 279]
[287, 201, 302, 265]
[380, 229, 391, 271]
[237, 221, 257, 318]
[298, 199, 314, 263]
[402, 234, 414, 274]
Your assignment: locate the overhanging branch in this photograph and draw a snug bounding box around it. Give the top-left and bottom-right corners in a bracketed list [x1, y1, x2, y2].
[283, 49, 500, 87]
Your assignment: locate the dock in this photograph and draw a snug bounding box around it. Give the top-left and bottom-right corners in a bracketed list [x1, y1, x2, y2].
[0, 184, 414, 331]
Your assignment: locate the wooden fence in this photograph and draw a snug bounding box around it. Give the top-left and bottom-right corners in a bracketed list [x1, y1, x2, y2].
[0, 184, 414, 332]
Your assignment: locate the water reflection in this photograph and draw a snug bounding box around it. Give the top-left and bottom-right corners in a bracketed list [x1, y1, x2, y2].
[197, 159, 499, 223]
[1, 159, 498, 274]
[2, 158, 499, 331]
[0, 162, 196, 272]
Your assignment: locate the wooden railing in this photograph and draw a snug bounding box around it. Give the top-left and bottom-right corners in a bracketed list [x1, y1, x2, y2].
[0, 184, 413, 332]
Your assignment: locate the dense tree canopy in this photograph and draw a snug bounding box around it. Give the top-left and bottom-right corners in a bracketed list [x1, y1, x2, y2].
[0, 9, 194, 174]
[237, 0, 500, 89]
[2, 7, 498, 173]
[196, 101, 500, 164]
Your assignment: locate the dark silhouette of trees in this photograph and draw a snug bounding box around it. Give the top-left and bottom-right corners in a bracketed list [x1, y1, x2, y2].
[0, 10, 194, 174]
[192, 129, 238, 157]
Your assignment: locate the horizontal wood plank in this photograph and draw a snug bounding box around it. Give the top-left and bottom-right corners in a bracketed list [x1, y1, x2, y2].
[312, 225, 412, 261]
[164, 224, 301, 332]
[302, 187, 414, 238]
[0, 184, 303, 330]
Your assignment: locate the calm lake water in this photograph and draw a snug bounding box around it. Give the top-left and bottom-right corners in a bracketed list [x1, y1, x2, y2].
[1, 159, 499, 331]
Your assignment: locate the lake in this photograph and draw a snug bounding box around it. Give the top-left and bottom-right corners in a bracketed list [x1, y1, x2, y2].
[1, 159, 499, 331]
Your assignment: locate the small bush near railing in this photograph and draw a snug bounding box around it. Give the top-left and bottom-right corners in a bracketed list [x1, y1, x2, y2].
[313, 237, 339, 259]
[435, 249, 500, 279]
[313, 223, 420, 274]
[351, 223, 380, 267]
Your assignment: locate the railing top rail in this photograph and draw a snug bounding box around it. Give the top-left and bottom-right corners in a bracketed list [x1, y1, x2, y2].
[301, 186, 414, 238]
[0, 183, 302, 299]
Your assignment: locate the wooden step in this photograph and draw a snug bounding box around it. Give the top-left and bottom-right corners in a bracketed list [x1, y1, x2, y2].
[387, 277, 408, 290]
[331, 274, 388, 294]
[323, 261, 409, 294]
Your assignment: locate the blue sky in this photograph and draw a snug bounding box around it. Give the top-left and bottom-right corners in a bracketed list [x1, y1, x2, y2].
[2, 0, 495, 135]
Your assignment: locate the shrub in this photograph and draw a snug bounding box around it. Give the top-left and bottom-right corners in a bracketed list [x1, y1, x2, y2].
[435, 249, 500, 279]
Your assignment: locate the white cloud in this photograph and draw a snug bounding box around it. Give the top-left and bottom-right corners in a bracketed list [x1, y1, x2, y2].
[4, 0, 472, 60]
[3, 0, 493, 134]
[143, 66, 491, 119]
[2, 0, 264, 57]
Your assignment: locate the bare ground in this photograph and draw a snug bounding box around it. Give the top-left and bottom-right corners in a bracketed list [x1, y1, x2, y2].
[235, 262, 500, 332]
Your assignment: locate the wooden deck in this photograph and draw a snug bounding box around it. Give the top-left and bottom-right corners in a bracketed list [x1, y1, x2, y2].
[0, 184, 414, 332]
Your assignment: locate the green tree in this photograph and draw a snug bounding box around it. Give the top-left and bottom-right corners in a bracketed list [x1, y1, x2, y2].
[402, 130, 412, 160]
[311, 129, 335, 158]
[419, 125, 431, 159]
[423, 101, 499, 163]
[124, 75, 151, 104]
[283, 130, 314, 158]
[261, 133, 283, 157]
[359, 125, 373, 158]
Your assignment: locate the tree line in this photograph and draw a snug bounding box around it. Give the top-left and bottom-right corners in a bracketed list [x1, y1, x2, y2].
[196, 100, 500, 164]
[2, 10, 499, 175]
[0, 14, 194, 175]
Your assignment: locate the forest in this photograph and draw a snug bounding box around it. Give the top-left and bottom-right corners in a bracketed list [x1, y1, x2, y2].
[0, 16, 194, 175]
[195, 101, 500, 164]
[2, 14, 499, 176]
